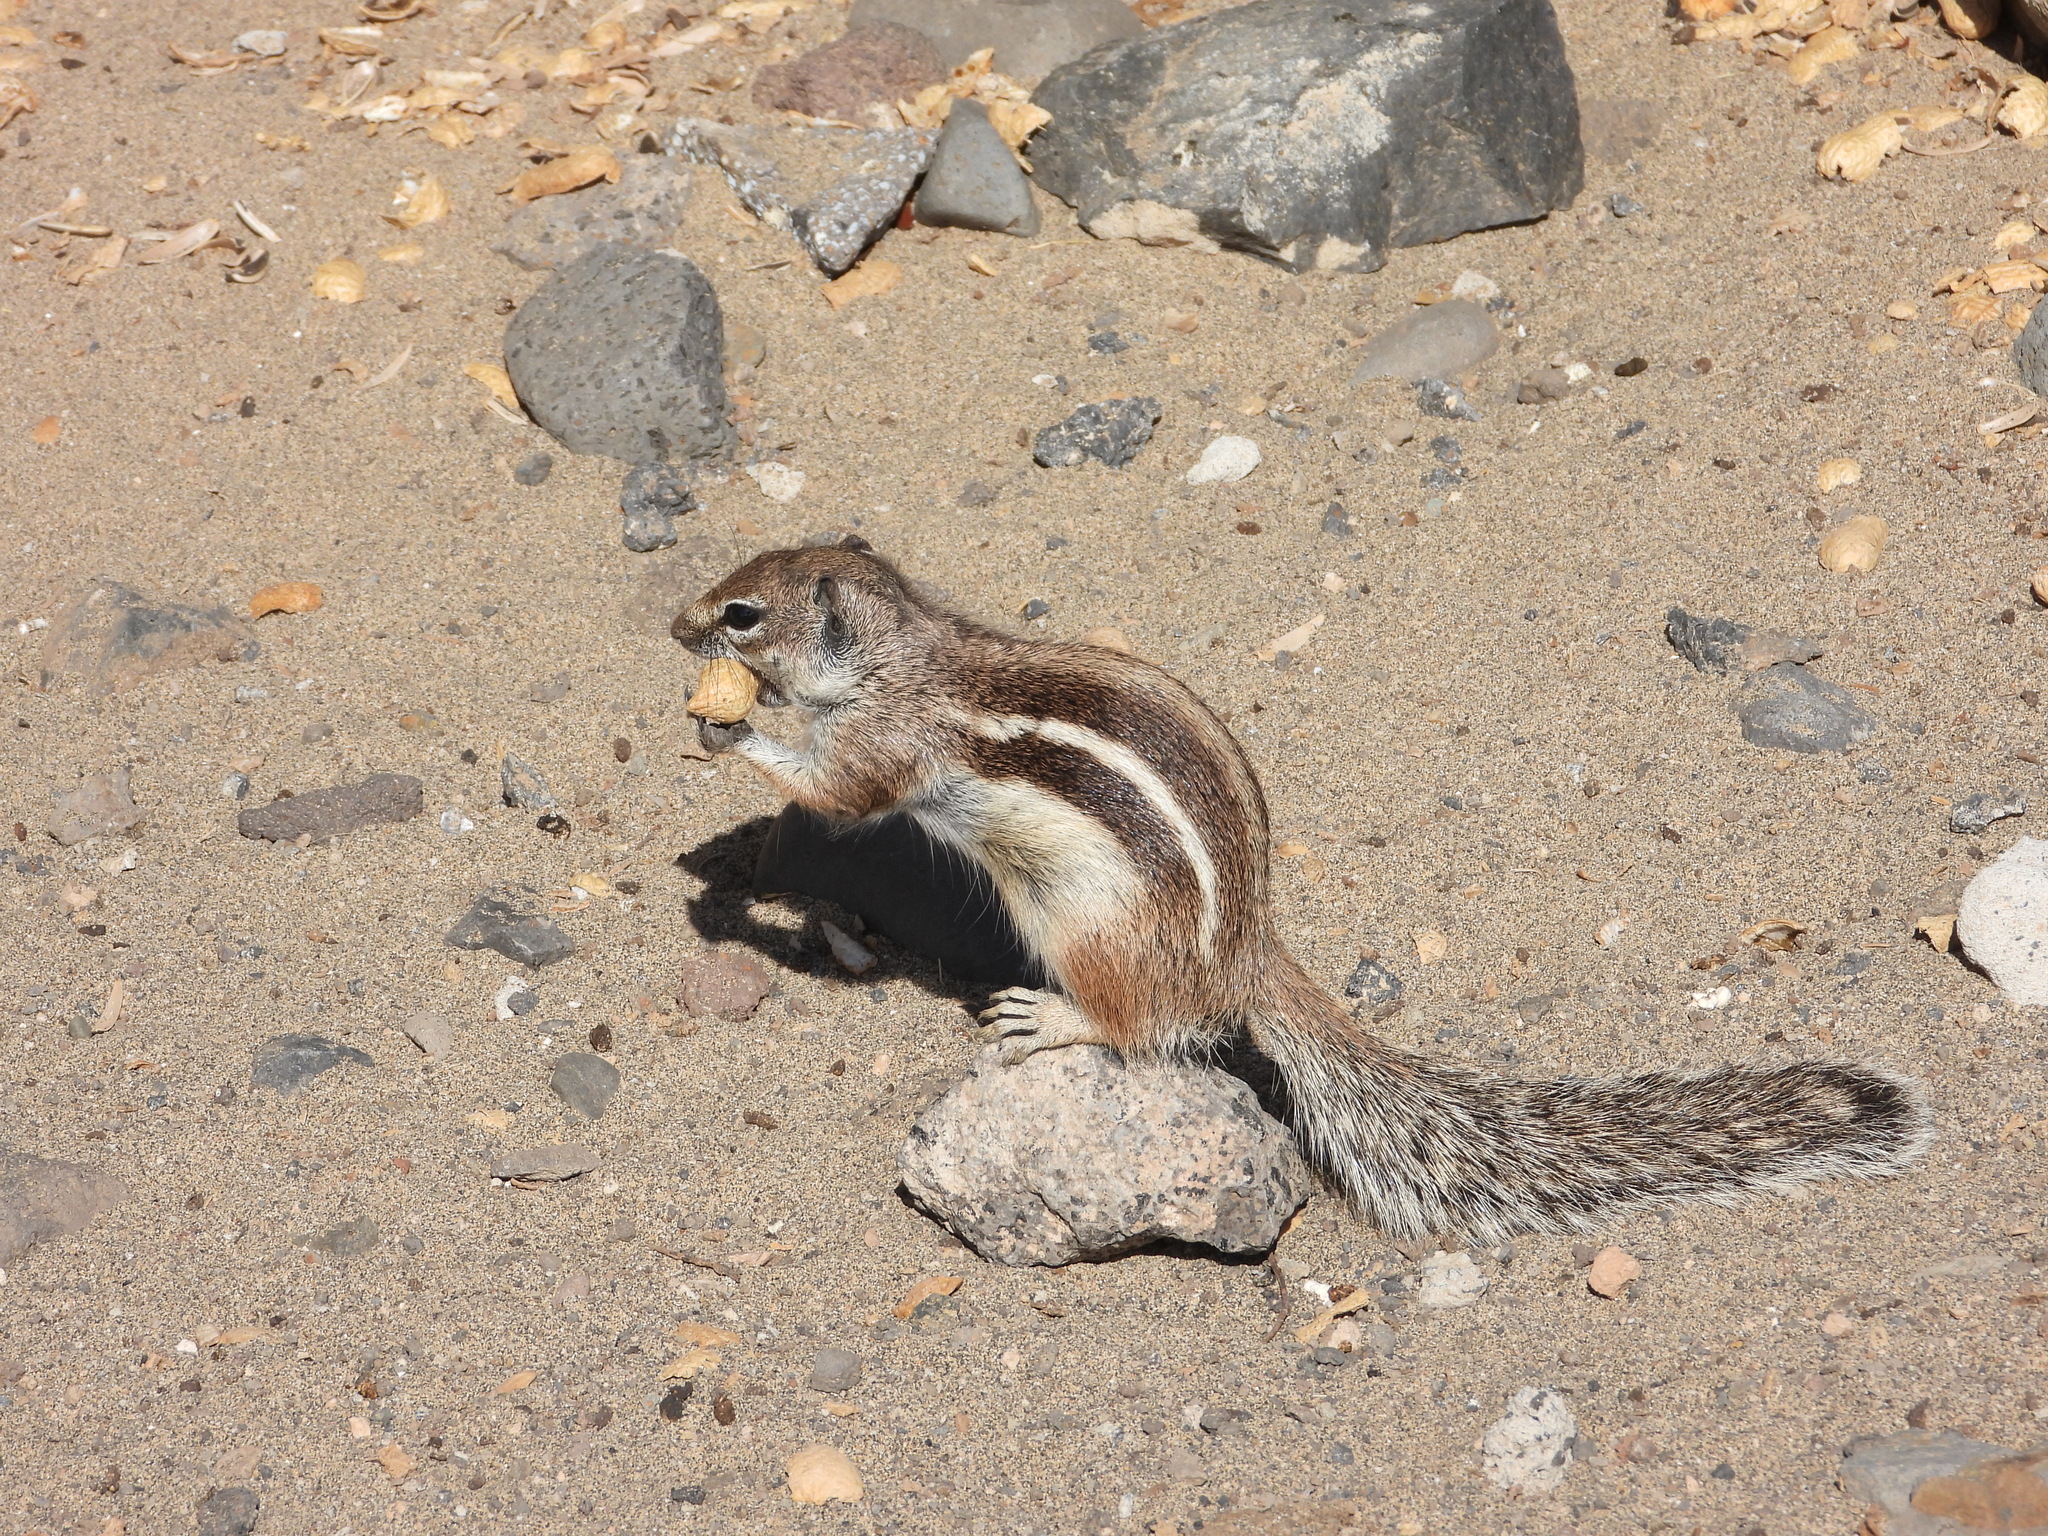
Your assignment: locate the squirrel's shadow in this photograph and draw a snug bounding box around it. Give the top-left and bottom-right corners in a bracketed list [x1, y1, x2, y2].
[676, 806, 1295, 1121]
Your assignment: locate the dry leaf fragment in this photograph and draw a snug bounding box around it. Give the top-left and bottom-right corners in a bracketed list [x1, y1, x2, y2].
[494, 1369, 535, 1394]
[1679, 0, 1739, 16]
[463, 362, 520, 412]
[966, 251, 997, 277]
[687, 657, 759, 724]
[1817, 457, 1862, 492]
[385, 174, 450, 228]
[987, 97, 1050, 152]
[167, 42, 243, 74]
[1413, 928, 1449, 965]
[1938, 0, 2001, 38]
[1816, 112, 1905, 181]
[1785, 24, 1858, 85]
[250, 581, 324, 617]
[786, 1445, 864, 1505]
[1983, 259, 2047, 294]
[893, 1274, 962, 1319]
[1980, 400, 2041, 436]
[373, 1443, 414, 1480]
[821, 258, 902, 309]
[360, 345, 412, 390]
[2002, 75, 2048, 139]
[1275, 839, 1312, 858]
[377, 242, 426, 264]
[467, 1107, 510, 1130]
[320, 25, 386, 56]
[312, 258, 365, 302]
[660, 1348, 721, 1379]
[1818, 514, 1888, 573]
[2033, 565, 2048, 604]
[1254, 612, 1324, 662]
[1292, 1285, 1374, 1344]
[672, 1322, 744, 1347]
[0, 76, 35, 128]
[133, 219, 221, 265]
[30, 414, 59, 445]
[1950, 290, 2000, 327]
[503, 147, 620, 205]
[1915, 911, 1958, 950]
[1587, 1245, 1641, 1297]
[1739, 918, 1809, 951]
[427, 110, 477, 149]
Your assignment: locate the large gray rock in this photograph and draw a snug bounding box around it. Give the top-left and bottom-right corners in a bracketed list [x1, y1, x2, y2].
[1734, 663, 1876, 754]
[753, 21, 944, 118]
[915, 98, 1039, 235]
[446, 889, 576, 969]
[2017, 293, 2048, 399]
[36, 576, 258, 695]
[1666, 606, 1822, 675]
[850, 0, 1143, 79]
[0, 1145, 130, 1267]
[196, 1487, 261, 1536]
[898, 1044, 1308, 1265]
[492, 157, 694, 272]
[1838, 1429, 2042, 1536]
[250, 1034, 373, 1095]
[1029, 0, 1583, 273]
[668, 118, 934, 274]
[1956, 838, 2048, 1007]
[503, 244, 733, 464]
[236, 773, 423, 844]
[549, 1052, 622, 1120]
[1349, 300, 1497, 383]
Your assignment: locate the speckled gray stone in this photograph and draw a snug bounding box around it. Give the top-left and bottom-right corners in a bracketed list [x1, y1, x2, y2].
[1734, 663, 1875, 754]
[668, 118, 934, 274]
[250, 1034, 373, 1095]
[196, 1487, 260, 1536]
[490, 1144, 601, 1181]
[1666, 607, 1823, 675]
[806, 1346, 864, 1392]
[235, 773, 423, 844]
[503, 244, 732, 464]
[1839, 1429, 2027, 1536]
[549, 1052, 622, 1120]
[445, 890, 576, 969]
[499, 753, 558, 812]
[849, 0, 1143, 79]
[1032, 397, 1161, 468]
[1030, 0, 1582, 273]
[2017, 295, 2048, 398]
[914, 98, 1038, 235]
[1950, 789, 2026, 835]
[492, 157, 694, 272]
[0, 1145, 130, 1267]
[620, 461, 696, 553]
[898, 1044, 1308, 1265]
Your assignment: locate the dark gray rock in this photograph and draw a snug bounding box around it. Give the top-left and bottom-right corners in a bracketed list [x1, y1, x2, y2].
[250, 1034, 373, 1095]
[1341, 956, 1402, 1008]
[299, 1215, 380, 1257]
[1349, 301, 1497, 383]
[1951, 789, 2026, 835]
[899, 1044, 1309, 1265]
[46, 766, 143, 847]
[1029, 0, 1582, 273]
[0, 1145, 130, 1267]
[236, 773, 424, 844]
[1735, 664, 1876, 755]
[513, 451, 554, 486]
[1416, 378, 1480, 420]
[549, 1052, 622, 1120]
[196, 1486, 261, 1536]
[491, 1144, 601, 1182]
[806, 1346, 864, 1392]
[620, 461, 697, 553]
[1839, 1429, 2028, 1536]
[2017, 291, 2048, 399]
[492, 157, 694, 272]
[1032, 397, 1161, 468]
[850, 0, 1143, 79]
[36, 576, 258, 695]
[753, 21, 943, 118]
[503, 244, 732, 464]
[914, 98, 1038, 235]
[446, 890, 576, 969]
[669, 119, 934, 275]
[500, 753, 558, 812]
[1666, 607, 1824, 675]
[753, 804, 1041, 985]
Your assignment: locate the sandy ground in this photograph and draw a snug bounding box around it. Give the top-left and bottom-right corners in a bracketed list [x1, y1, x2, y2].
[2, 0, 2047, 1532]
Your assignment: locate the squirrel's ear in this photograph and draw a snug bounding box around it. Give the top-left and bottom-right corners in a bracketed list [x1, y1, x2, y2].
[813, 575, 851, 653]
[838, 533, 873, 553]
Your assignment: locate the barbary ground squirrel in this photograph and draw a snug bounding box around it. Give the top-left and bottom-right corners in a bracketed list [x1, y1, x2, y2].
[671, 539, 1933, 1241]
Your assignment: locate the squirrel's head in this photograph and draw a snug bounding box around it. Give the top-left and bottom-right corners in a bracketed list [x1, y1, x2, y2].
[671, 536, 917, 709]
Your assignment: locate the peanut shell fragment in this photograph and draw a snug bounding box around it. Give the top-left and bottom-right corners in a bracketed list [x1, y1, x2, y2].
[1818, 515, 1888, 574]
[311, 257, 365, 302]
[250, 581, 325, 618]
[686, 657, 759, 724]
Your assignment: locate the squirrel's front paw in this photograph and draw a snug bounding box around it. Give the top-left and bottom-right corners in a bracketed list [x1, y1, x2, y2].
[696, 717, 754, 755]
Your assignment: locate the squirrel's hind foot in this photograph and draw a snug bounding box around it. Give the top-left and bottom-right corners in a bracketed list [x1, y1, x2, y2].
[975, 988, 1106, 1066]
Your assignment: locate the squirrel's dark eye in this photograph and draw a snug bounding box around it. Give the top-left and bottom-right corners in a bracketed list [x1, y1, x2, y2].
[720, 600, 764, 631]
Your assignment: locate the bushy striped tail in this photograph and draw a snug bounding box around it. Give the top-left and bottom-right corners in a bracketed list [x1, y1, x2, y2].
[1246, 961, 1934, 1242]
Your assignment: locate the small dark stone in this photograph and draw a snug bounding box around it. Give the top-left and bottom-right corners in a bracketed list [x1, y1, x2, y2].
[958, 478, 997, 507]
[659, 1383, 695, 1421]
[588, 1022, 614, 1052]
[236, 774, 424, 844]
[1858, 761, 1892, 784]
[1021, 598, 1052, 620]
[250, 1034, 373, 1096]
[1415, 378, 1479, 421]
[1613, 356, 1648, 376]
[1512, 994, 1553, 1025]
[712, 1393, 737, 1425]
[1710, 1461, 1736, 1480]
[1321, 502, 1354, 537]
[299, 1215, 380, 1257]
[1341, 957, 1402, 1007]
[513, 452, 554, 487]
[669, 1482, 705, 1503]
[1199, 1405, 1252, 1437]
[1735, 663, 1876, 755]
[196, 1486, 260, 1536]
[1032, 397, 1162, 468]
[445, 890, 576, 969]
[1949, 789, 2025, 834]
[914, 96, 1039, 235]
[549, 1052, 622, 1120]
[620, 461, 697, 553]
[806, 1346, 863, 1392]
[400, 1234, 425, 1256]
[537, 813, 571, 838]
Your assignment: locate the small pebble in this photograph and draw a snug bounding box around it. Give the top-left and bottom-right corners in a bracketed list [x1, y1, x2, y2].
[549, 1052, 622, 1120]
[806, 1346, 863, 1393]
[1186, 435, 1261, 485]
[513, 451, 554, 487]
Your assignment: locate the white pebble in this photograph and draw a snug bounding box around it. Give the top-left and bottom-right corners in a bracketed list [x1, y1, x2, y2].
[1416, 1250, 1488, 1309]
[1957, 836, 2048, 1005]
[1185, 435, 1261, 485]
[745, 462, 805, 503]
[1482, 1386, 1576, 1491]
